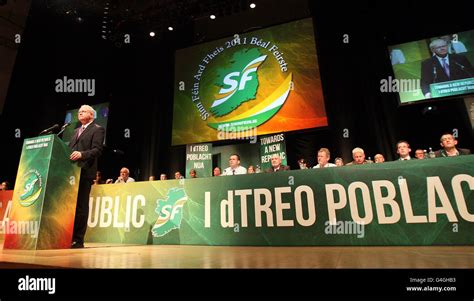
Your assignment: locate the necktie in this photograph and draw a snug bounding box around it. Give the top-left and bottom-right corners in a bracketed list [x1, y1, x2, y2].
[78, 126, 85, 137]
[442, 58, 450, 77]
[232, 170, 235, 175]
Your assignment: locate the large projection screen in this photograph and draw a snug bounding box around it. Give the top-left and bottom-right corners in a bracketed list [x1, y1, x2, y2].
[172, 18, 327, 145]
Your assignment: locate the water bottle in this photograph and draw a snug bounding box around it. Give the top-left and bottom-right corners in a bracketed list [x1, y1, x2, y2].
[428, 147, 435, 158]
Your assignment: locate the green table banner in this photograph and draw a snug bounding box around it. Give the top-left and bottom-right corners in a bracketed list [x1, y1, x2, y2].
[86, 156, 474, 246]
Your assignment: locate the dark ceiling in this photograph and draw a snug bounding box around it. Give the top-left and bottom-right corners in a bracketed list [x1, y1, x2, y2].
[37, 0, 311, 47]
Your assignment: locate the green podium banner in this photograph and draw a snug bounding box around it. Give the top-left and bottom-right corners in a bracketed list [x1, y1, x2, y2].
[86, 156, 474, 246]
[3, 135, 81, 250]
[430, 77, 474, 98]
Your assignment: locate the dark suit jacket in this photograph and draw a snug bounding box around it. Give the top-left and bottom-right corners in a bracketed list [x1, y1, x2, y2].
[69, 122, 105, 179]
[421, 54, 474, 95]
[434, 148, 471, 158]
[265, 165, 291, 173]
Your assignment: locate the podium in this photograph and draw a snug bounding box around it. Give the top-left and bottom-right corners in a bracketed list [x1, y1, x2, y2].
[3, 134, 81, 250]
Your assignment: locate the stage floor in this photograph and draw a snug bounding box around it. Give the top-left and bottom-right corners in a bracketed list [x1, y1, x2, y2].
[1, 243, 473, 268]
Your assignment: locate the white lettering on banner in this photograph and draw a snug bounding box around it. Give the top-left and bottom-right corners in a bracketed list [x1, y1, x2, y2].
[325, 176, 472, 225]
[235, 189, 252, 227]
[427, 177, 458, 223]
[372, 180, 401, 224]
[294, 185, 316, 226]
[325, 184, 347, 224]
[85, 173, 474, 233]
[275, 187, 293, 227]
[348, 182, 374, 225]
[206, 186, 317, 228]
[220, 191, 234, 228]
[399, 179, 428, 223]
[451, 174, 474, 222]
[88, 195, 146, 229]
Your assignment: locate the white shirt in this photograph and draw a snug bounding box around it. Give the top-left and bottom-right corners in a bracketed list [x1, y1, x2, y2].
[222, 166, 247, 176]
[313, 163, 336, 168]
[115, 177, 135, 183]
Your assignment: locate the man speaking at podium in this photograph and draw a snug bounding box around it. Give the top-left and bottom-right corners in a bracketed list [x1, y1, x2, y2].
[69, 105, 105, 248]
[421, 38, 474, 99]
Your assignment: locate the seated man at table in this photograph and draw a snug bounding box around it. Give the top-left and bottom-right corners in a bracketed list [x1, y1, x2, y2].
[222, 154, 247, 175]
[115, 167, 135, 183]
[266, 154, 290, 172]
[396, 140, 413, 161]
[313, 148, 336, 168]
[435, 133, 471, 157]
[346, 147, 373, 165]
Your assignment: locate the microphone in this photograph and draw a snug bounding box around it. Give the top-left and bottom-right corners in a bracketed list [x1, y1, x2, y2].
[454, 61, 473, 77]
[39, 124, 60, 135]
[433, 66, 437, 82]
[113, 149, 124, 155]
[57, 122, 71, 136]
[454, 62, 465, 69]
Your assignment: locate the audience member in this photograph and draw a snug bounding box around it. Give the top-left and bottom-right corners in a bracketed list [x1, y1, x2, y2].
[266, 154, 290, 172]
[374, 154, 385, 163]
[93, 171, 105, 185]
[297, 158, 309, 169]
[222, 154, 247, 175]
[346, 148, 373, 165]
[334, 157, 344, 166]
[313, 148, 336, 168]
[1, 181, 9, 191]
[396, 141, 413, 160]
[435, 133, 471, 157]
[115, 167, 135, 183]
[415, 149, 426, 160]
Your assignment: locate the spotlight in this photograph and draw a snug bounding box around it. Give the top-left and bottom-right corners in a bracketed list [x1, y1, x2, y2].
[210, 14, 216, 19]
[250, 3, 256, 8]
[422, 105, 438, 115]
[149, 31, 155, 37]
[168, 27, 173, 31]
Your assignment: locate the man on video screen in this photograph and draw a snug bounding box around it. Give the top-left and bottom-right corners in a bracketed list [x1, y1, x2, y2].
[420, 38, 474, 98]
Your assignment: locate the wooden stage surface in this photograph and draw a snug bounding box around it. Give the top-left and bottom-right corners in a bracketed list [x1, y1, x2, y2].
[1, 242, 473, 268]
